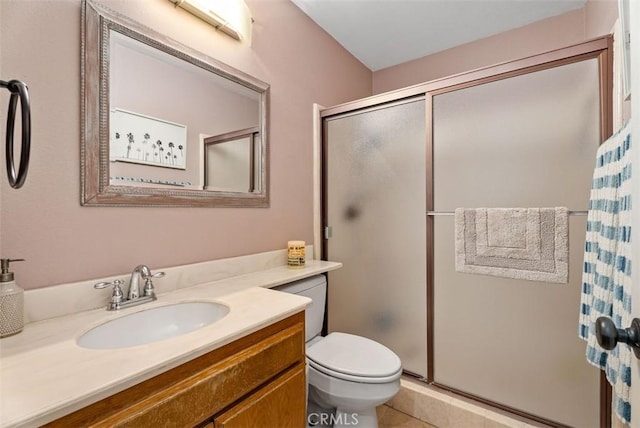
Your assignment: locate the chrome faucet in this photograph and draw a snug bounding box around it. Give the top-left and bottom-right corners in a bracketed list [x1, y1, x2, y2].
[94, 265, 165, 311]
[128, 264, 151, 300]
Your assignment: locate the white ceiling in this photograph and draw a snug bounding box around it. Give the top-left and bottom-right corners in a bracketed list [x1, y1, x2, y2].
[290, 0, 587, 71]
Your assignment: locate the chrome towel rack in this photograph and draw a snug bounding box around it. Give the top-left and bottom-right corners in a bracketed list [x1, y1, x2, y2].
[427, 210, 588, 216]
[0, 79, 31, 189]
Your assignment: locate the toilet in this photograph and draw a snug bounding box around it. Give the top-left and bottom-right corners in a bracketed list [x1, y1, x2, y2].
[275, 275, 402, 428]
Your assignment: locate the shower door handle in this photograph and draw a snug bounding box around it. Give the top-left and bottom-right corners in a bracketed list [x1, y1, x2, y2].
[595, 317, 640, 359]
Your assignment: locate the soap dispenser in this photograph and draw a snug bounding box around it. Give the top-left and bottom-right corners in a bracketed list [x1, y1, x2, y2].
[0, 258, 25, 337]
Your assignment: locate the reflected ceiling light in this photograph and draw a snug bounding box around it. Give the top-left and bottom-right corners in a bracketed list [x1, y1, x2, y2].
[169, 0, 252, 42]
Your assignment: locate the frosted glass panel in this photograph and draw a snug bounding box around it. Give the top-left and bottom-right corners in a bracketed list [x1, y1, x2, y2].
[326, 99, 427, 377]
[433, 59, 601, 426]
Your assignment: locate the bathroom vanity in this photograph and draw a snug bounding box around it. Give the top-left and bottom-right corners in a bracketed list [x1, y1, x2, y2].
[46, 312, 306, 427]
[0, 252, 341, 427]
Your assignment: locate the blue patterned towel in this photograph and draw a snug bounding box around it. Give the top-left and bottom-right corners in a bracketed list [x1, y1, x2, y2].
[579, 119, 632, 424]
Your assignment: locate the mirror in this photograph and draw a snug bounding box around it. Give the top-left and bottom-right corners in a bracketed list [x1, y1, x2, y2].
[204, 127, 260, 192]
[81, 0, 269, 207]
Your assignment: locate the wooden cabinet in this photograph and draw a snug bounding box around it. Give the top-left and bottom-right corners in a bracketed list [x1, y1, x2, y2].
[46, 312, 306, 428]
[215, 364, 305, 427]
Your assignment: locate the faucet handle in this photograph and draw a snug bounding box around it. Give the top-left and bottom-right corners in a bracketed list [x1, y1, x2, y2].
[94, 279, 124, 289]
[94, 279, 125, 310]
[142, 271, 165, 297]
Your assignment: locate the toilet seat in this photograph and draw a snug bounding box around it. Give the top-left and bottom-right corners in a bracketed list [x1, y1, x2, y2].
[306, 332, 402, 384]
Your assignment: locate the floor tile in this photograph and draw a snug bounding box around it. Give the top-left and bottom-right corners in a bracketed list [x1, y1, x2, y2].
[377, 405, 438, 428]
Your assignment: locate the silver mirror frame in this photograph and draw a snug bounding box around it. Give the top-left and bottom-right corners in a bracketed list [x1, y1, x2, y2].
[81, 0, 269, 207]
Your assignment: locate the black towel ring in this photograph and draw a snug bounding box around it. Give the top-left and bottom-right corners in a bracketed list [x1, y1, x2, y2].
[0, 79, 31, 189]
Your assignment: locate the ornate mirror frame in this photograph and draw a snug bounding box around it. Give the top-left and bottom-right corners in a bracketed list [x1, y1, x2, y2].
[81, 0, 270, 207]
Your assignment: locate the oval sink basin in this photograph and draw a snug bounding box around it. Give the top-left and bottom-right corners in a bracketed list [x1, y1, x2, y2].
[77, 302, 229, 349]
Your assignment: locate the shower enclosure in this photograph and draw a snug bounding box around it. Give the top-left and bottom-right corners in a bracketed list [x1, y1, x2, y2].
[322, 37, 612, 427]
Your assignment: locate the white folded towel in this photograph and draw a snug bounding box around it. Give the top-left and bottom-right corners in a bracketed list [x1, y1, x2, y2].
[455, 207, 569, 283]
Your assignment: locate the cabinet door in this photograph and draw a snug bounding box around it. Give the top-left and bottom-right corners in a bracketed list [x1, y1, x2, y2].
[214, 364, 306, 428]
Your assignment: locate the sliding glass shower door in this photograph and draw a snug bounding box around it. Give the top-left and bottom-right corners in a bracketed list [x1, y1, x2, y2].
[324, 98, 428, 377]
[431, 58, 602, 427]
[322, 37, 612, 427]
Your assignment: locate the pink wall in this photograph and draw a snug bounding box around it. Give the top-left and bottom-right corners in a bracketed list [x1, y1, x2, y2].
[373, 0, 619, 95]
[0, 0, 619, 290]
[585, 0, 619, 39]
[0, 0, 371, 289]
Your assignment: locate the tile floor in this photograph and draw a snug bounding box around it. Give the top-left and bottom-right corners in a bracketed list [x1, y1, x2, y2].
[384, 377, 544, 428]
[320, 376, 621, 427]
[377, 405, 437, 428]
[312, 377, 560, 428]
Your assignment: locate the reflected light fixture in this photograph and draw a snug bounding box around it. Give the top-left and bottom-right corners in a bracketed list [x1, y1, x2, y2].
[169, 0, 252, 42]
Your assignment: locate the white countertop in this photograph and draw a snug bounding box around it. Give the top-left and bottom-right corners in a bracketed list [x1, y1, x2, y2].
[0, 260, 341, 427]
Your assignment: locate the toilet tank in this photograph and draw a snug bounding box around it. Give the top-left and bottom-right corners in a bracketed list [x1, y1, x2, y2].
[274, 275, 326, 342]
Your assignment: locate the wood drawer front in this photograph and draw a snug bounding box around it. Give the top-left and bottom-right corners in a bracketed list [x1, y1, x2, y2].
[47, 313, 304, 428]
[214, 364, 306, 428]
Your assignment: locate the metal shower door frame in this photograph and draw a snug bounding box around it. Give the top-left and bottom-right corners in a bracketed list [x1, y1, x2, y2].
[320, 35, 613, 427]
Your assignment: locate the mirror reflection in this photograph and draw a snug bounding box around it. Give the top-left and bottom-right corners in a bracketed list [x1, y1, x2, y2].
[81, 0, 269, 207]
[109, 32, 261, 191]
[204, 127, 260, 192]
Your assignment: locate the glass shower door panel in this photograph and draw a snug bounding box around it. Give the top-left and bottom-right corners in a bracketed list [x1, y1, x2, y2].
[326, 99, 427, 377]
[432, 59, 601, 426]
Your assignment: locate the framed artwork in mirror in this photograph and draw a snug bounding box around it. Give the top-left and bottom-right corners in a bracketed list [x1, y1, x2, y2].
[110, 109, 187, 170]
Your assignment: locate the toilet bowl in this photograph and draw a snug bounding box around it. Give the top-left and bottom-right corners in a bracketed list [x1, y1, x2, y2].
[307, 332, 401, 427]
[275, 275, 402, 427]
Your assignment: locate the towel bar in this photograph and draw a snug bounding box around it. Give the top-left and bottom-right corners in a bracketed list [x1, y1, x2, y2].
[427, 210, 588, 216]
